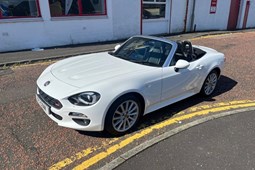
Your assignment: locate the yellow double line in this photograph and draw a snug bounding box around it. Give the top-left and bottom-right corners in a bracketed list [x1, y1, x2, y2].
[49, 100, 255, 170]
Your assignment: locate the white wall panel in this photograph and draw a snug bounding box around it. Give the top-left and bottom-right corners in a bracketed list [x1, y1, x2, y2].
[112, 0, 140, 39]
[142, 0, 170, 35]
[244, 0, 255, 28]
[170, 0, 187, 33]
[192, 0, 231, 31]
[143, 19, 169, 35]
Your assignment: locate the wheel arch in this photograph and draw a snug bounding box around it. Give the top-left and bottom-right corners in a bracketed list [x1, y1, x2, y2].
[199, 67, 221, 96]
[197, 66, 221, 94]
[212, 67, 221, 78]
[102, 91, 146, 131]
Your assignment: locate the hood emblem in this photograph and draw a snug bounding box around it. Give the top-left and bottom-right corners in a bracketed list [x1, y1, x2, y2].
[44, 81, 51, 87]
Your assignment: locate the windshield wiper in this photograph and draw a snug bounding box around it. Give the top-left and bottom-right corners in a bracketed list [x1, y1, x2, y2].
[109, 53, 159, 67]
[108, 52, 123, 58]
[131, 61, 159, 67]
[108, 51, 114, 55]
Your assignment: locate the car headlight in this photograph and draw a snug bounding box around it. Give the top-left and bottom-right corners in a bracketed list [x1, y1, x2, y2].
[68, 92, 100, 106]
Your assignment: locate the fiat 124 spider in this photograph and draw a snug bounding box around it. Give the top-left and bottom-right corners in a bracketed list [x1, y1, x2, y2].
[36, 36, 225, 135]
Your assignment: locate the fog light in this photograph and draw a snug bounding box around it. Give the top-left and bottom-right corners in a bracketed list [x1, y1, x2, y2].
[69, 112, 87, 118]
[72, 118, 91, 126]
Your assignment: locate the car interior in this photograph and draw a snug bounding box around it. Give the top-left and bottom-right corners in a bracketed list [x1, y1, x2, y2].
[145, 42, 170, 66]
[170, 40, 207, 66]
[111, 38, 206, 68]
[115, 39, 173, 67]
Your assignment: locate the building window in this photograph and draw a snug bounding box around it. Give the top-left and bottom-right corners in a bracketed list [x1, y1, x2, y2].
[49, 0, 107, 17]
[0, 0, 40, 19]
[143, 0, 166, 19]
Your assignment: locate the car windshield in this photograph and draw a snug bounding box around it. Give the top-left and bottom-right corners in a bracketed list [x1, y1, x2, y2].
[111, 37, 172, 67]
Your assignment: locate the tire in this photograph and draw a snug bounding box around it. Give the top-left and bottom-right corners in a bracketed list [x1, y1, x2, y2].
[105, 95, 142, 136]
[200, 70, 219, 96]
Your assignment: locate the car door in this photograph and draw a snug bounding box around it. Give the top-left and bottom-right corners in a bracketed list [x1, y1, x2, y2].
[161, 59, 203, 102]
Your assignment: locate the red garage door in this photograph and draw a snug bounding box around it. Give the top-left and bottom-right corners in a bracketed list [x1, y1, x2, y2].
[227, 0, 241, 30]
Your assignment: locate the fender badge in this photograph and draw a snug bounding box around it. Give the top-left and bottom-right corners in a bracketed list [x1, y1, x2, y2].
[44, 81, 50, 87]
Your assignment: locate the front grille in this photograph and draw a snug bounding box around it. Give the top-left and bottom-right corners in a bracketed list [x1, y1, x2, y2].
[38, 88, 63, 109]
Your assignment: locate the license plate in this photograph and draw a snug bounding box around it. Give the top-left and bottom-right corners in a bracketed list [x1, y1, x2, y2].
[36, 95, 50, 115]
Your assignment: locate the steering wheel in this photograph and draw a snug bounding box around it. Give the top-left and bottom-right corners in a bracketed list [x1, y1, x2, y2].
[182, 41, 193, 61]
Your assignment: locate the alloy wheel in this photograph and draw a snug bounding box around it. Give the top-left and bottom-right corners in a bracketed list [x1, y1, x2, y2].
[112, 100, 139, 132]
[204, 72, 218, 95]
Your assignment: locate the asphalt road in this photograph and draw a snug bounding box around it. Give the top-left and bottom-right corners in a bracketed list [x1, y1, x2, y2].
[0, 31, 255, 169]
[116, 110, 255, 170]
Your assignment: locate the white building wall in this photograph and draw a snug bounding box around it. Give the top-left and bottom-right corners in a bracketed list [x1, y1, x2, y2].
[169, 0, 187, 33]
[142, 0, 171, 35]
[247, 0, 255, 28]
[192, 0, 231, 31]
[1, 0, 255, 52]
[112, 0, 140, 39]
[169, 0, 233, 33]
[237, 0, 255, 29]
[236, 0, 246, 29]
[143, 19, 169, 35]
[0, 0, 140, 52]
[1, 18, 114, 52]
[186, 0, 195, 32]
[0, 0, 113, 52]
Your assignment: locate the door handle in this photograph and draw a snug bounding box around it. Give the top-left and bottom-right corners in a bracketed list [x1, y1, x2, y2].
[196, 65, 204, 70]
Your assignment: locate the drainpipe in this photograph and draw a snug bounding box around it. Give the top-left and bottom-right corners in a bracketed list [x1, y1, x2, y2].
[140, 0, 143, 35]
[242, 0, 250, 29]
[190, 0, 196, 32]
[169, 0, 173, 34]
[184, 0, 189, 32]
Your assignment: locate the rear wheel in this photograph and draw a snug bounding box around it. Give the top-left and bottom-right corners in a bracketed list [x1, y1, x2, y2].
[200, 70, 218, 96]
[105, 95, 142, 136]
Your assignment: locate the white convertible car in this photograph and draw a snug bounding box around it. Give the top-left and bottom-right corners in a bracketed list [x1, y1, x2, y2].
[36, 35, 225, 135]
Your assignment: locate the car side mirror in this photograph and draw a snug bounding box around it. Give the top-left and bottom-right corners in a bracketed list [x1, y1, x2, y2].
[174, 59, 190, 72]
[114, 44, 121, 51]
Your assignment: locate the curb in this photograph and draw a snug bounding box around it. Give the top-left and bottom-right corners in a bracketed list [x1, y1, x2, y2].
[0, 48, 113, 68]
[99, 106, 255, 170]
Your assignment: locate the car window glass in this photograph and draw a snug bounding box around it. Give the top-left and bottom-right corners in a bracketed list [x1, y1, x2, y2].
[170, 42, 191, 66]
[114, 37, 172, 67]
[170, 51, 187, 66]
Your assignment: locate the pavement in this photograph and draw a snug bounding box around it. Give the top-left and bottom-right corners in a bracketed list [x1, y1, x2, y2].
[115, 109, 255, 170]
[0, 29, 254, 67]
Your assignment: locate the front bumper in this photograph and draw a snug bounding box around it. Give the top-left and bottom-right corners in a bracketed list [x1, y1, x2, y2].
[36, 88, 105, 132]
[36, 66, 107, 131]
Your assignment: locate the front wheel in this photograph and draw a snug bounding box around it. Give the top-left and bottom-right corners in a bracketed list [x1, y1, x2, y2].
[105, 95, 142, 136]
[200, 70, 219, 96]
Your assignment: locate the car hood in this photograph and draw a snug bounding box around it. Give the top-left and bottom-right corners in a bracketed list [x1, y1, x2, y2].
[51, 52, 151, 88]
